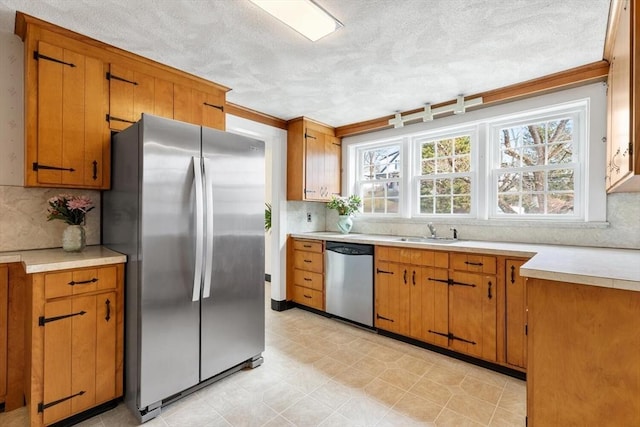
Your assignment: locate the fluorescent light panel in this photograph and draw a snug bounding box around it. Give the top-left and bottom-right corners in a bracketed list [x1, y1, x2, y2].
[250, 0, 343, 41]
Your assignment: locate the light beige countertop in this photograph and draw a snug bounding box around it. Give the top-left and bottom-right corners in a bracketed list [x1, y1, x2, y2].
[291, 232, 640, 291]
[0, 245, 126, 274]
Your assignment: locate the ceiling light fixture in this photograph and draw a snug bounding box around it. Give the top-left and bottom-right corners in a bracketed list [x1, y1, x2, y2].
[250, 0, 343, 42]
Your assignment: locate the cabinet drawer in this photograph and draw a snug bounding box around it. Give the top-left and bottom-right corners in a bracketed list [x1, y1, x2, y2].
[45, 266, 118, 299]
[293, 239, 323, 253]
[293, 251, 323, 274]
[293, 285, 323, 310]
[450, 254, 496, 274]
[293, 269, 323, 291]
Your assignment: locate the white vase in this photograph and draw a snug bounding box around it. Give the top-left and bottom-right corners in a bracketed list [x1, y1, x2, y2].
[337, 215, 353, 234]
[62, 225, 86, 252]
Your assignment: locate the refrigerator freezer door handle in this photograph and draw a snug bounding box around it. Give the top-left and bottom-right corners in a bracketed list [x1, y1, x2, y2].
[202, 157, 214, 299]
[192, 157, 204, 302]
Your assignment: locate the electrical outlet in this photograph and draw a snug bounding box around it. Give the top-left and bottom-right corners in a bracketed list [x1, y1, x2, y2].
[306, 213, 312, 222]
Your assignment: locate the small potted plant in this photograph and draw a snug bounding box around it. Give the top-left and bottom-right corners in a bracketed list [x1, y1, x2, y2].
[326, 195, 362, 234]
[47, 194, 94, 252]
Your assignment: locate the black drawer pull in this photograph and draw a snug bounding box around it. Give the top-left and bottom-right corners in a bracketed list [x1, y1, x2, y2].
[304, 294, 312, 299]
[303, 259, 312, 263]
[303, 244, 312, 248]
[465, 261, 483, 266]
[303, 278, 312, 282]
[68, 278, 98, 286]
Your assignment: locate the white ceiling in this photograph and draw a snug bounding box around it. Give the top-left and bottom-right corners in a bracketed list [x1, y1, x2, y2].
[0, 0, 611, 128]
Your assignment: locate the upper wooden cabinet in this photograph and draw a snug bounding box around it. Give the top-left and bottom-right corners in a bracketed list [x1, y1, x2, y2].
[606, 0, 639, 192]
[107, 65, 174, 131]
[287, 117, 342, 201]
[15, 12, 229, 190]
[28, 40, 110, 189]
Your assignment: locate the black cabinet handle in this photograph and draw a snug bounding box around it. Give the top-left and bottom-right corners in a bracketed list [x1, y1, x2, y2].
[92, 160, 98, 180]
[303, 278, 312, 282]
[303, 244, 312, 248]
[488, 281, 493, 299]
[68, 278, 98, 286]
[510, 265, 515, 284]
[465, 261, 483, 266]
[105, 299, 111, 322]
[304, 294, 312, 299]
[303, 259, 312, 263]
[412, 270, 416, 286]
[403, 269, 407, 284]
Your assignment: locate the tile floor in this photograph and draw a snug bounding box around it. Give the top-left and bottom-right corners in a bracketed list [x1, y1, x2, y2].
[1, 283, 526, 426]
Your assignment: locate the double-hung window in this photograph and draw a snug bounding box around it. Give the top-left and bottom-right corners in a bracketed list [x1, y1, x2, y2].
[490, 110, 582, 218]
[356, 141, 402, 214]
[414, 133, 473, 215]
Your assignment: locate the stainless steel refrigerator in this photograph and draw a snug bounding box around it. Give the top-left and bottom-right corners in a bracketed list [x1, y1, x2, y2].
[102, 114, 265, 422]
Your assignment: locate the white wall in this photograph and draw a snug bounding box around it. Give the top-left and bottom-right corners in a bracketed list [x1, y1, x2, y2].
[225, 115, 287, 301]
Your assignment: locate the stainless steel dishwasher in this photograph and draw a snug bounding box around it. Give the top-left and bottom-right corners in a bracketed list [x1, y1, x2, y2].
[325, 241, 374, 327]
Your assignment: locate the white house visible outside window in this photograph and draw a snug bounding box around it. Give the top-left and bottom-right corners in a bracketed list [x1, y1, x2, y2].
[357, 142, 402, 214]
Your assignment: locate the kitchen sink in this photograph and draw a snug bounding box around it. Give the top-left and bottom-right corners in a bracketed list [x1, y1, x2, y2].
[396, 236, 459, 244]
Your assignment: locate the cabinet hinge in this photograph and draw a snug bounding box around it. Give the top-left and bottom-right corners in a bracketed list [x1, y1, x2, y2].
[106, 114, 136, 124]
[106, 72, 138, 85]
[32, 162, 75, 172]
[304, 131, 317, 140]
[376, 268, 393, 275]
[33, 51, 75, 67]
[39, 310, 86, 326]
[38, 391, 85, 413]
[203, 102, 224, 111]
[428, 329, 476, 345]
[376, 313, 394, 322]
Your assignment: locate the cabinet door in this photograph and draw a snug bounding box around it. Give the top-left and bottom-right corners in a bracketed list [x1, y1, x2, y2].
[95, 292, 117, 404]
[36, 41, 107, 189]
[42, 299, 73, 425]
[324, 135, 342, 200]
[70, 295, 97, 414]
[174, 84, 225, 129]
[108, 65, 175, 130]
[304, 128, 324, 200]
[415, 267, 449, 347]
[506, 259, 527, 368]
[374, 262, 410, 335]
[606, 0, 633, 190]
[449, 272, 496, 360]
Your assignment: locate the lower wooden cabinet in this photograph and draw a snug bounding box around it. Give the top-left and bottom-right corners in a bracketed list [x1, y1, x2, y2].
[26, 264, 124, 426]
[505, 259, 527, 369]
[290, 239, 325, 310]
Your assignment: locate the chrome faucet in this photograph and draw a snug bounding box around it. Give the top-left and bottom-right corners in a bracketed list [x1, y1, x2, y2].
[427, 222, 436, 238]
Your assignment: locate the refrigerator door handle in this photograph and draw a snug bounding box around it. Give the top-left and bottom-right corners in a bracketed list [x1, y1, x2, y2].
[192, 156, 204, 302]
[202, 157, 214, 299]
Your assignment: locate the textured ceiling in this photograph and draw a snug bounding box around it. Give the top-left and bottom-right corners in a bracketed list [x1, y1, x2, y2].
[0, 0, 611, 128]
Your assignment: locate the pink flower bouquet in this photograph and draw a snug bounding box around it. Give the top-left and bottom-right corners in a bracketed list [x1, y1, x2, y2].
[47, 194, 95, 225]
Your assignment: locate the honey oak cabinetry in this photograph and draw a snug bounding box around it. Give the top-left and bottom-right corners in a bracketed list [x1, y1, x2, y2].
[287, 118, 342, 201]
[291, 239, 325, 310]
[505, 259, 527, 369]
[25, 264, 124, 427]
[606, 0, 639, 192]
[527, 278, 640, 425]
[28, 40, 110, 189]
[107, 64, 174, 131]
[16, 12, 229, 190]
[0, 265, 7, 406]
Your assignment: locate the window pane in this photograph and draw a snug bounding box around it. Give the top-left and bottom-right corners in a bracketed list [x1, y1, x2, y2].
[420, 180, 434, 196]
[420, 197, 434, 214]
[454, 156, 470, 172]
[498, 194, 520, 214]
[435, 178, 451, 195]
[437, 138, 453, 156]
[547, 118, 573, 143]
[435, 196, 451, 214]
[453, 177, 470, 194]
[361, 145, 400, 180]
[422, 159, 435, 174]
[547, 193, 574, 214]
[386, 198, 400, 213]
[498, 173, 521, 192]
[547, 142, 573, 164]
[422, 141, 435, 159]
[453, 195, 471, 214]
[454, 136, 471, 155]
[437, 158, 452, 173]
[548, 169, 574, 191]
[522, 193, 544, 214]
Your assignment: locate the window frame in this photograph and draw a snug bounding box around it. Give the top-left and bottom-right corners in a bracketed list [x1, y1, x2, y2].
[411, 126, 478, 218]
[487, 104, 586, 221]
[354, 138, 404, 217]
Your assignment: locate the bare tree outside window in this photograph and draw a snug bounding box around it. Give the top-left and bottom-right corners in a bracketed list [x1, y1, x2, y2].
[497, 118, 575, 215]
[358, 144, 401, 214]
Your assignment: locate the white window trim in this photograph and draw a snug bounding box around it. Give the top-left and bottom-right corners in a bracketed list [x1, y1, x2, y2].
[487, 104, 586, 221]
[342, 83, 607, 225]
[411, 126, 479, 219]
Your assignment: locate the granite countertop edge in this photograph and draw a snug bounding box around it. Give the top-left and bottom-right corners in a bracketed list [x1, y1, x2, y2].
[0, 245, 127, 274]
